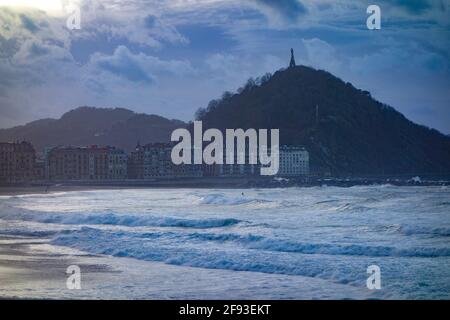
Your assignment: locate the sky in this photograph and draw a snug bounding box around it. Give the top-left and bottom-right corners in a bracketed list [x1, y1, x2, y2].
[0, 0, 449, 134]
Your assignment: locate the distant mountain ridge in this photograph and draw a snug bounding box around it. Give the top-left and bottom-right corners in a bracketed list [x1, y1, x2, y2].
[0, 107, 186, 153]
[195, 66, 450, 176]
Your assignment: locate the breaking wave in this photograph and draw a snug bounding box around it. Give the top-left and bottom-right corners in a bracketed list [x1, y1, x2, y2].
[400, 225, 450, 237]
[198, 193, 273, 206]
[2, 186, 450, 297]
[0, 229, 59, 238]
[52, 227, 450, 259]
[0, 209, 241, 229]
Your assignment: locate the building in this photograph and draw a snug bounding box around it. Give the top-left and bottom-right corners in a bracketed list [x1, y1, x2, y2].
[216, 150, 259, 177]
[46, 145, 127, 181]
[107, 148, 128, 180]
[34, 159, 46, 181]
[0, 141, 36, 183]
[278, 146, 309, 176]
[128, 144, 144, 179]
[203, 163, 258, 177]
[128, 143, 202, 179]
[201, 144, 260, 177]
[203, 145, 308, 177]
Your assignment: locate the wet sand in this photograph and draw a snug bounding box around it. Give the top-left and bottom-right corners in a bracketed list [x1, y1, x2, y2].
[0, 237, 120, 299]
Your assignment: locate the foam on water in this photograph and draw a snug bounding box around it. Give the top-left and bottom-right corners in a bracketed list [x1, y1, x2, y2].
[0, 208, 241, 229]
[198, 193, 276, 208]
[1, 185, 450, 299]
[399, 225, 450, 237]
[52, 227, 450, 258]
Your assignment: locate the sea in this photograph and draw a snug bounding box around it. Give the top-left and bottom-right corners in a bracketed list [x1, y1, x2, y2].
[0, 185, 449, 299]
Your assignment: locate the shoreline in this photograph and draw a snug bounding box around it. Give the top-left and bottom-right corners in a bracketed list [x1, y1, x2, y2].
[0, 182, 450, 196]
[1, 178, 449, 196]
[0, 185, 136, 196]
[0, 236, 373, 300]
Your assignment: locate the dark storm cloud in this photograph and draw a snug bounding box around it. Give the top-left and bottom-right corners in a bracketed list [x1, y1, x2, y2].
[0, 35, 19, 58]
[29, 42, 51, 57]
[19, 14, 40, 33]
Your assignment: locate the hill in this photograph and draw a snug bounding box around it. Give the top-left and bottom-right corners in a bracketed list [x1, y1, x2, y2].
[0, 107, 186, 153]
[195, 66, 450, 176]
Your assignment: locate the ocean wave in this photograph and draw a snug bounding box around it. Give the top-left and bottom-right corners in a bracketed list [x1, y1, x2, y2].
[0, 209, 241, 229]
[53, 227, 450, 258]
[400, 225, 450, 237]
[49, 228, 344, 280]
[0, 229, 59, 238]
[48, 227, 450, 285]
[198, 193, 273, 206]
[315, 199, 340, 205]
[254, 239, 450, 257]
[5, 192, 69, 199]
[335, 203, 370, 213]
[311, 197, 379, 212]
[51, 231, 322, 280]
[189, 232, 450, 258]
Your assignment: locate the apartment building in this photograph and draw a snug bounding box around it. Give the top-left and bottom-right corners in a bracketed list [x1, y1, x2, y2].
[46, 145, 127, 181]
[0, 141, 36, 183]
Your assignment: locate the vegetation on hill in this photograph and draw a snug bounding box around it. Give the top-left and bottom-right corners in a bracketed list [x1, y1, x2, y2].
[195, 66, 450, 176]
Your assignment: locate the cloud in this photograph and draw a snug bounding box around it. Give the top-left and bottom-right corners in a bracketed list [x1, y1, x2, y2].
[91, 46, 154, 83]
[69, 1, 188, 49]
[0, 0, 449, 134]
[144, 14, 157, 28]
[19, 14, 40, 32]
[90, 45, 195, 83]
[203, 52, 286, 93]
[0, 8, 71, 60]
[250, 0, 307, 22]
[0, 35, 19, 58]
[29, 42, 50, 56]
[12, 38, 72, 68]
[349, 42, 449, 77]
[382, 0, 432, 14]
[300, 38, 342, 74]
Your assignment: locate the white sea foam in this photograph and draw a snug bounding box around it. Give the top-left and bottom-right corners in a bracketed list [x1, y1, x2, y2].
[198, 193, 274, 206]
[0, 208, 241, 229]
[52, 228, 450, 258]
[1, 186, 450, 299]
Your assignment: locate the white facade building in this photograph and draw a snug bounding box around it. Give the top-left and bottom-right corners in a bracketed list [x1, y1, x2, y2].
[278, 146, 309, 176]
